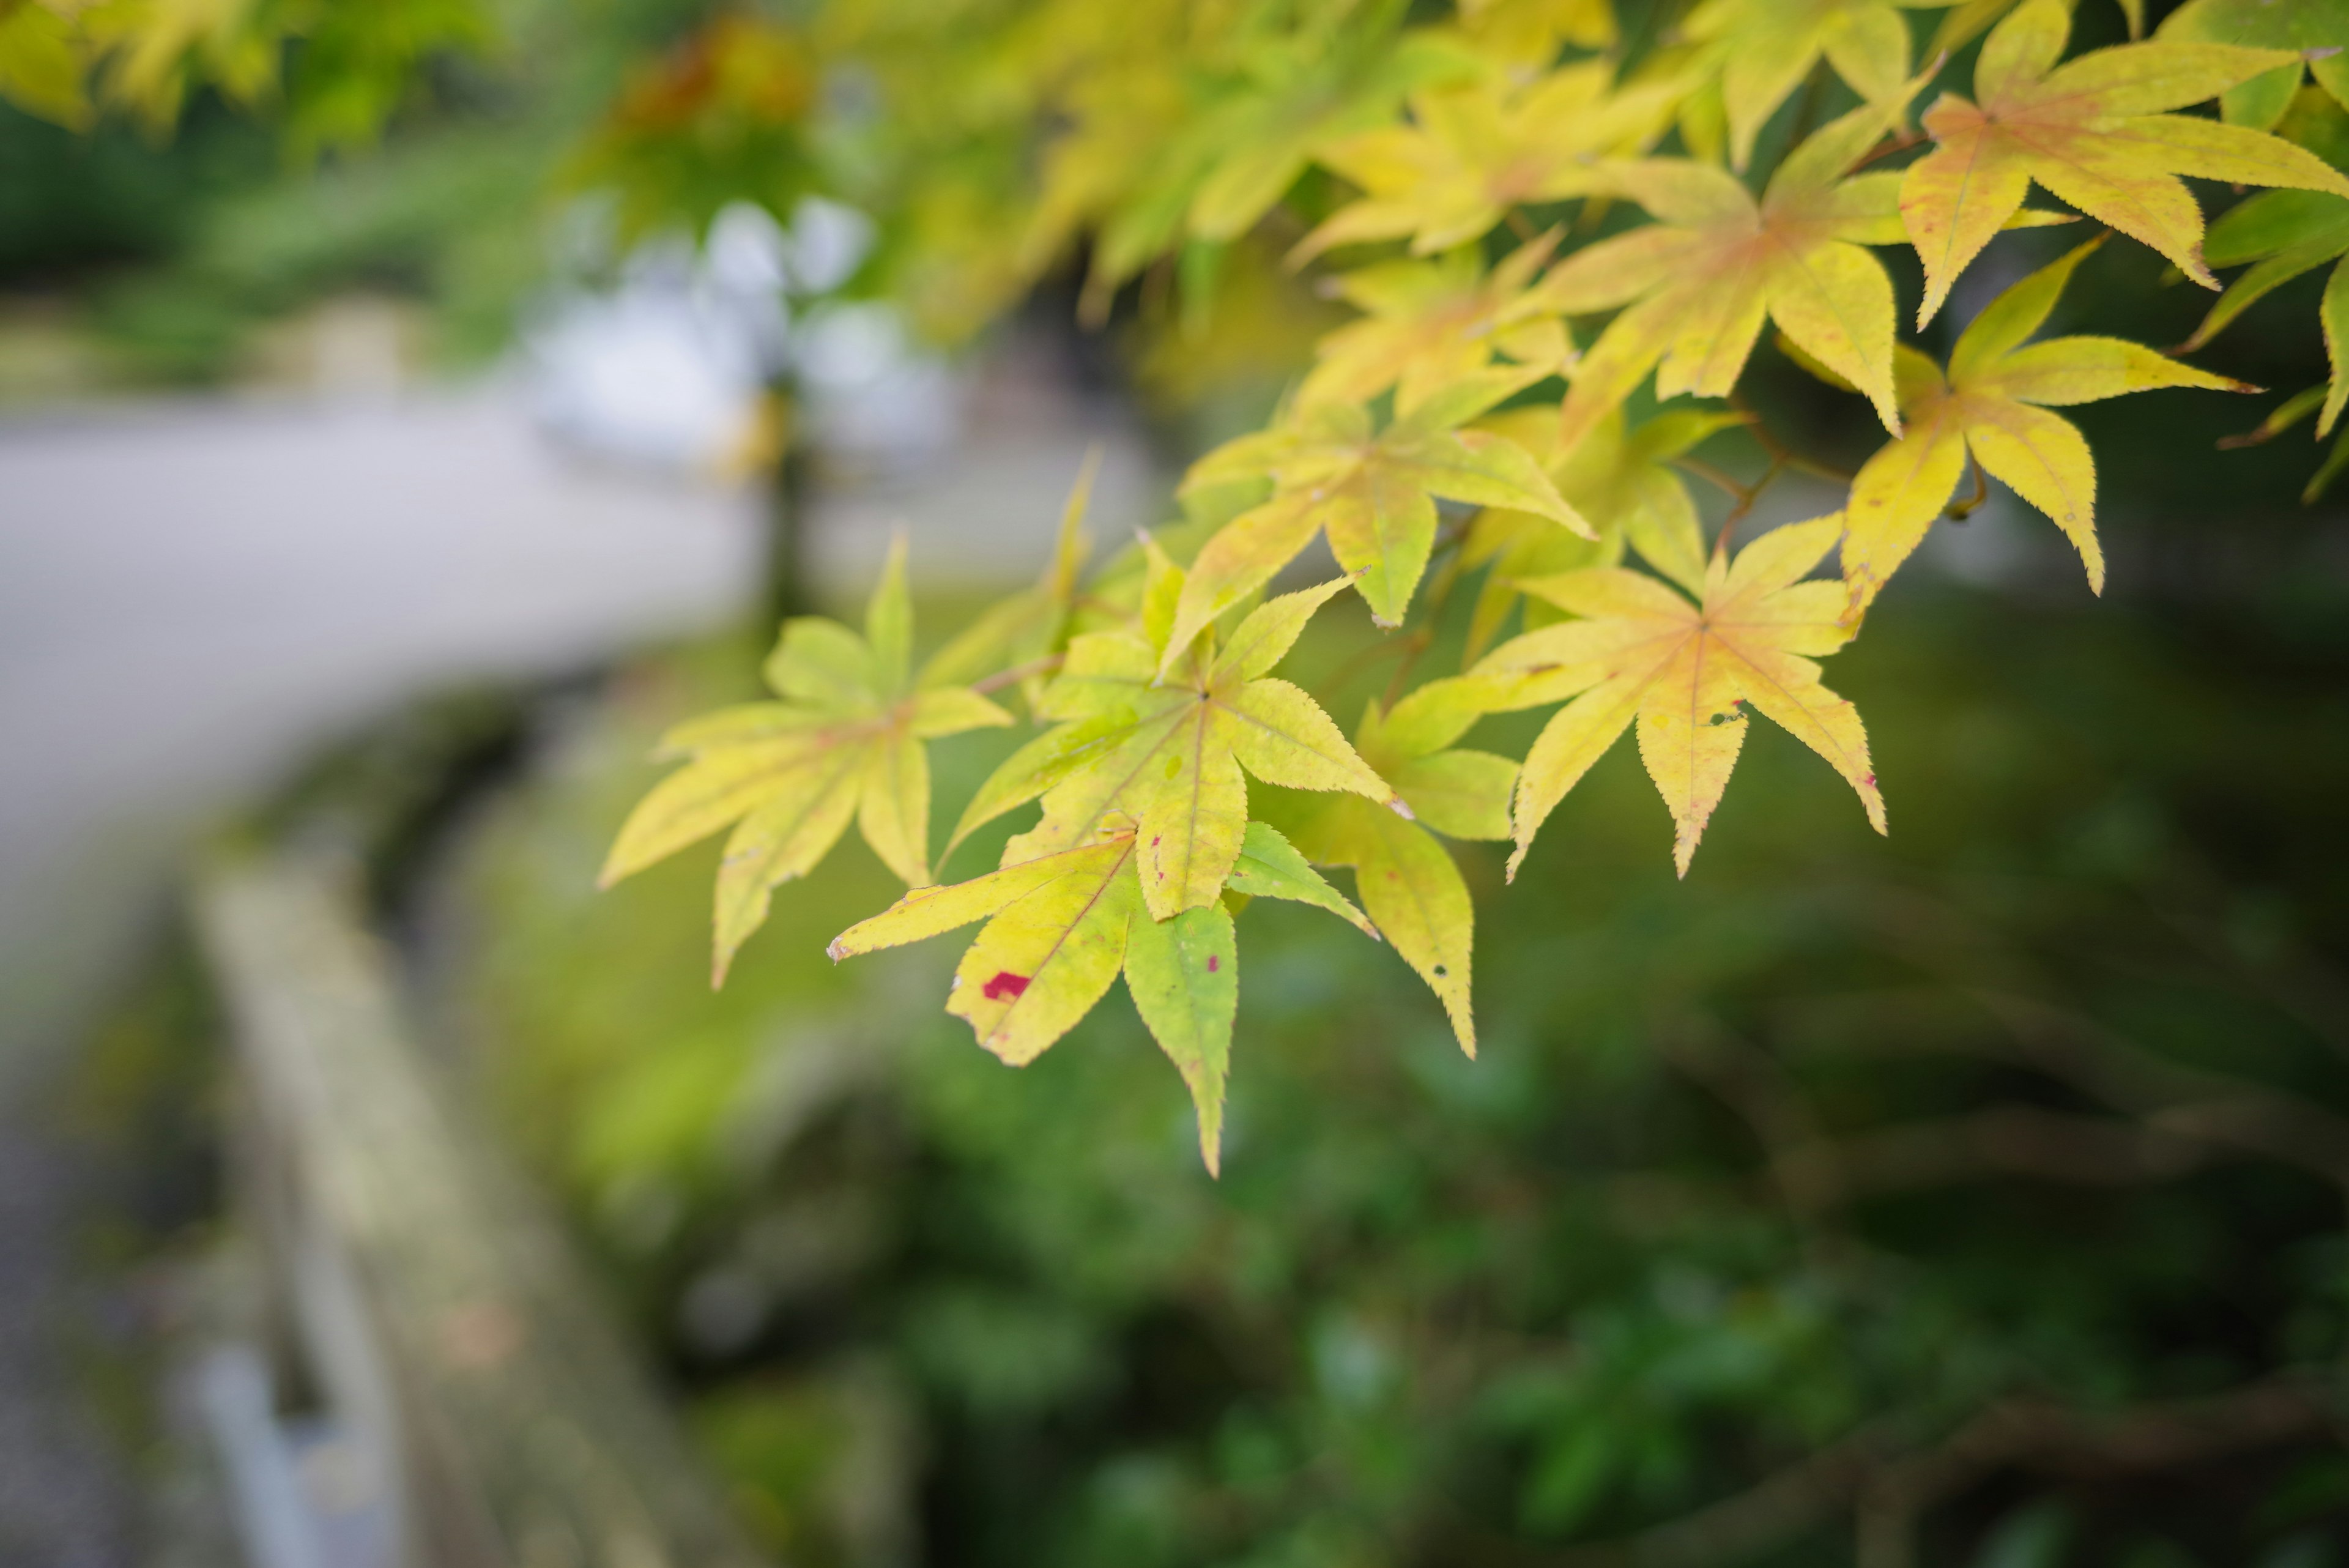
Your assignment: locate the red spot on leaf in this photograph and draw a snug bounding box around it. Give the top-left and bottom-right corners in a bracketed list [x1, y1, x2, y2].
[984, 971, 1030, 1001]
[1151, 836, 1161, 847]
[1207, 956, 1219, 972]
[1863, 773, 1877, 787]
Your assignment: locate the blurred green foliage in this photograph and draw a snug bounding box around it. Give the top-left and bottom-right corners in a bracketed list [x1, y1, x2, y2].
[433, 573, 2349, 1567]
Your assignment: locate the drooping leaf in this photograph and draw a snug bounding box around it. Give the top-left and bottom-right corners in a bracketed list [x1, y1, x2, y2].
[1299, 796, 1485, 1056]
[1475, 515, 1886, 878]
[1842, 239, 2254, 611]
[956, 571, 1405, 922]
[1288, 675, 1516, 1056]
[604, 537, 1012, 981]
[1538, 97, 1924, 452]
[829, 825, 1242, 1172]
[1168, 387, 1590, 655]
[1122, 899, 1239, 1172]
[1899, 0, 2349, 325]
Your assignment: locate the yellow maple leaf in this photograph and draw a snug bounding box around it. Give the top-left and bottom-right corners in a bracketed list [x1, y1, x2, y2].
[1474, 515, 1886, 878]
[1842, 238, 2254, 613]
[1297, 62, 1679, 260]
[1899, 0, 2349, 327]
[1462, 403, 1743, 658]
[1540, 97, 1921, 455]
[1680, 0, 1921, 170]
[601, 538, 1013, 982]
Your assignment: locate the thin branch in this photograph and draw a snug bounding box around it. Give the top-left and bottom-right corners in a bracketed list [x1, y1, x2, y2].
[1847, 130, 1926, 174]
[1550, 1375, 2334, 1568]
[968, 652, 1064, 695]
[1672, 455, 1752, 502]
[1775, 1105, 2208, 1202]
[1732, 392, 1857, 484]
[1713, 453, 1785, 560]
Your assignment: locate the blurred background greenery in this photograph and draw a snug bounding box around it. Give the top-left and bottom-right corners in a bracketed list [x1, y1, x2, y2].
[14, 1, 2349, 1565]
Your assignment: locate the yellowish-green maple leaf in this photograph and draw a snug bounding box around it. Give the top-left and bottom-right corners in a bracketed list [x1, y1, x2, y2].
[953, 558, 1406, 923]
[1679, 0, 1922, 170]
[1540, 97, 1922, 455]
[1899, 0, 2349, 327]
[602, 538, 1013, 981]
[1296, 62, 1679, 259]
[1297, 236, 1572, 413]
[1295, 676, 1515, 1055]
[1474, 515, 1885, 878]
[1167, 378, 1589, 662]
[1842, 239, 2252, 612]
[1462, 403, 1742, 658]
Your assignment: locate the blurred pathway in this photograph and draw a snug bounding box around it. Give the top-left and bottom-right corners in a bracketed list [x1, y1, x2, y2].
[0, 386, 769, 1064]
[0, 385, 762, 1567]
[0, 368, 1154, 1566]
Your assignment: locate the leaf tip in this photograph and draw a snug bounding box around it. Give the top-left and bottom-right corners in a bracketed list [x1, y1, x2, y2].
[1386, 795, 1416, 821]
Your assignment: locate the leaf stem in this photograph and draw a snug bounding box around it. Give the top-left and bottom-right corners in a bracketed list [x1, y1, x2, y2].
[1943, 454, 1988, 521]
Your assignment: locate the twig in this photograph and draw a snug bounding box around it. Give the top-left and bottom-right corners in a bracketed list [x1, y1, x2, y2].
[1732, 392, 1857, 484]
[1775, 1105, 2207, 1202]
[969, 652, 1064, 695]
[1848, 130, 1926, 174]
[1672, 455, 1751, 502]
[1713, 452, 1785, 560]
[1551, 1375, 2334, 1568]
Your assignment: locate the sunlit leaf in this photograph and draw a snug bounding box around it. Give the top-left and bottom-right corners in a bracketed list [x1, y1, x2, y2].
[1900, 0, 2348, 325]
[1476, 515, 1885, 877]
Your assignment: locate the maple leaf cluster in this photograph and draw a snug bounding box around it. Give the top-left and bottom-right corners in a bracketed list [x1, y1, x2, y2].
[601, 0, 2349, 1170]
